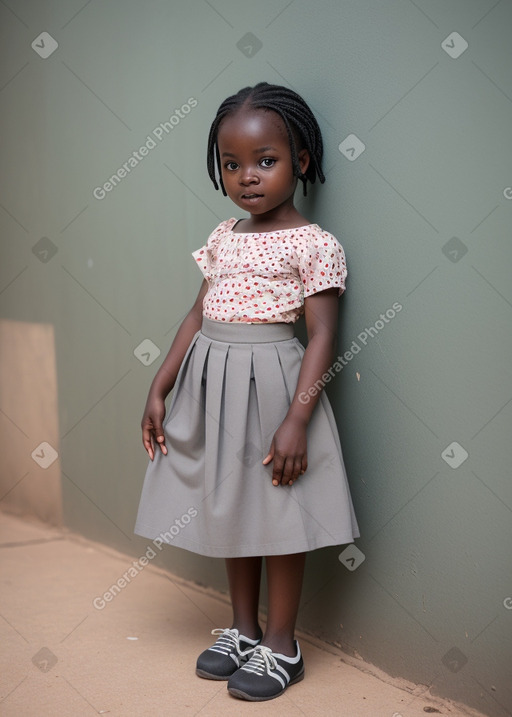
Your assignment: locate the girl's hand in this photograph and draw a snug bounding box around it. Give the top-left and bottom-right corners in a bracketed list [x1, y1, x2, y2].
[140, 279, 207, 461]
[141, 393, 168, 461]
[262, 415, 308, 486]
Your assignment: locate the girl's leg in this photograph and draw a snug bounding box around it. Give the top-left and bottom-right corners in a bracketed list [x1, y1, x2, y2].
[225, 556, 263, 639]
[261, 552, 306, 656]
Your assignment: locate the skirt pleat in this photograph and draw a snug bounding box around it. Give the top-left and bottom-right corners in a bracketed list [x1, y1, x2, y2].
[134, 317, 360, 557]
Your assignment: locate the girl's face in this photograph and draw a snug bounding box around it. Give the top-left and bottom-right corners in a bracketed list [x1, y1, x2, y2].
[216, 107, 309, 221]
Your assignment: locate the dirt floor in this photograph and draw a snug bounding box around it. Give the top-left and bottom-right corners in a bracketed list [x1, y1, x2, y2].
[0, 511, 488, 716]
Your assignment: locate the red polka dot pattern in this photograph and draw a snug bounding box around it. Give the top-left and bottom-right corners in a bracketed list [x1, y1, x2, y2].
[191, 218, 347, 323]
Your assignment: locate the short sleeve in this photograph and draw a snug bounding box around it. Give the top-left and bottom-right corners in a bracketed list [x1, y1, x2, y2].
[191, 220, 231, 282]
[191, 242, 210, 280]
[298, 228, 348, 298]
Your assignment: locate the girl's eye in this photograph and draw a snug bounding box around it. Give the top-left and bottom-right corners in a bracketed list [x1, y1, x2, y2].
[224, 162, 239, 171]
[260, 158, 276, 168]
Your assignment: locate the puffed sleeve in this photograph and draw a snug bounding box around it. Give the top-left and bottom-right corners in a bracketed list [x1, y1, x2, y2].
[191, 220, 229, 282]
[191, 242, 210, 280]
[297, 227, 348, 298]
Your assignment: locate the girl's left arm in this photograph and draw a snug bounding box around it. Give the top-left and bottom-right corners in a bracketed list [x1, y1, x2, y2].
[263, 287, 340, 486]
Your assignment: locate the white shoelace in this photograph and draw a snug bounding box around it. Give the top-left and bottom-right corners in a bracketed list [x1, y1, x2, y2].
[208, 627, 241, 656]
[240, 645, 277, 675]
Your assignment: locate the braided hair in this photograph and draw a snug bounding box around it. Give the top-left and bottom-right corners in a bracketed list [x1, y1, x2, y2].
[207, 82, 325, 197]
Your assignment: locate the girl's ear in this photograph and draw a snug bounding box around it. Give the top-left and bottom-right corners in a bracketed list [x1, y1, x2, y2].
[298, 148, 310, 176]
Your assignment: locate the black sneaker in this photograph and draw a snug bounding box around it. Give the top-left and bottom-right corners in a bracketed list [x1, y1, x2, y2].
[227, 641, 304, 701]
[196, 628, 261, 680]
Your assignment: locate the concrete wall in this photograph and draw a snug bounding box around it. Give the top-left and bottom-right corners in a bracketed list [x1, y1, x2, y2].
[1, 2, 511, 715]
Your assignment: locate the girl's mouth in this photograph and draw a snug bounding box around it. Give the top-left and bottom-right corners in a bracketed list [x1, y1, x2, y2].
[240, 193, 264, 206]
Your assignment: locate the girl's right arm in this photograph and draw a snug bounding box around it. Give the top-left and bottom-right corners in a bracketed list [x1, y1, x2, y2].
[141, 279, 208, 460]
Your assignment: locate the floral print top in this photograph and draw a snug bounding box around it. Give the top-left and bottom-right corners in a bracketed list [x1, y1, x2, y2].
[192, 218, 347, 323]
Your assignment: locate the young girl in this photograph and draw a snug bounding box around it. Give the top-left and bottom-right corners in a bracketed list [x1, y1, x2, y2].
[134, 82, 359, 702]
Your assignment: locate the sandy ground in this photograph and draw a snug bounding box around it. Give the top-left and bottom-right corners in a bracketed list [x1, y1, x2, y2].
[0, 511, 488, 717]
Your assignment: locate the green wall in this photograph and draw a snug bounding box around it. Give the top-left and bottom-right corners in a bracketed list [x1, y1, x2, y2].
[1, 1, 511, 714]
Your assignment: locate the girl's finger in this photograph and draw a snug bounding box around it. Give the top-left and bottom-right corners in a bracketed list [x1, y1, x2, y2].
[262, 439, 274, 466]
[289, 457, 303, 485]
[156, 433, 167, 455]
[272, 454, 285, 486]
[284, 458, 298, 486]
[142, 429, 155, 461]
[294, 456, 307, 480]
[279, 456, 294, 486]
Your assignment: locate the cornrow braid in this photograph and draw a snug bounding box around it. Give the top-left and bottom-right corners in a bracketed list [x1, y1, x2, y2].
[207, 82, 325, 197]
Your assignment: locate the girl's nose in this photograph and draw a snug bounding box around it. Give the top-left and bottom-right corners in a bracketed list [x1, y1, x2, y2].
[239, 166, 259, 185]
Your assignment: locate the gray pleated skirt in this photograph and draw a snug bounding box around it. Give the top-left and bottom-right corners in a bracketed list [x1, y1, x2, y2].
[134, 316, 359, 557]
